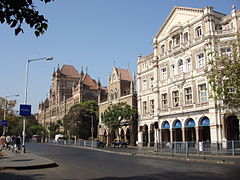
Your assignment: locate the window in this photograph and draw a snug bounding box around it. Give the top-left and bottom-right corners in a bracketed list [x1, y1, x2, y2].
[110, 91, 114, 100]
[185, 87, 192, 105]
[220, 47, 231, 56]
[143, 101, 147, 116]
[162, 93, 168, 108]
[171, 64, 176, 76]
[150, 99, 154, 114]
[172, 90, 179, 107]
[185, 58, 192, 72]
[174, 34, 180, 46]
[142, 79, 147, 90]
[198, 84, 207, 103]
[169, 40, 173, 50]
[150, 77, 154, 88]
[196, 53, 205, 68]
[195, 26, 202, 38]
[161, 45, 165, 54]
[183, 32, 188, 42]
[161, 67, 167, 80]
[178, 59, 183, 74]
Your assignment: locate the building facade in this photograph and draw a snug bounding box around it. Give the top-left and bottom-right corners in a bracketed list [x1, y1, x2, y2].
[37, 65, 107, 131]
[98, 68, 137, 145]
[137, 6, 240, 146]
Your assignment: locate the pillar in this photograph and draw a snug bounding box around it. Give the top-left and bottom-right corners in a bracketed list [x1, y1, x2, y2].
[196, 126, 199, 142]
[170, 129, 173, 143]
[182, 127, 186, 142]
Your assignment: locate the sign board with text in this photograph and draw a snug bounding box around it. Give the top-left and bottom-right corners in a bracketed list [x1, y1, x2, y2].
[1, 120, 8, 126]
[20, 104, 31, 116]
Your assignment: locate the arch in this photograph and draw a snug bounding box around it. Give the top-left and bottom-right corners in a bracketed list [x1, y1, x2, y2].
[185, 118, 196, 141]
[162, 121, 170, 129]
[149, 124, 155, 146]
[199, 116, 211, 141]
[185, 118, 195, 127]
[143, 124, 149, 146]
[173, 119, 182, 128]
[199, 116, 210, 126]
[225, 115, 239, 140]
[161, 121, 170, 142]
[172, 120, 182, 142]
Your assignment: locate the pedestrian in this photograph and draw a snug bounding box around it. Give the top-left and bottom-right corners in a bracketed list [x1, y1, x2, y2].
[0, 136, 5, 151]
[6, 135, 11, 150]
[14, 135, 21, 153]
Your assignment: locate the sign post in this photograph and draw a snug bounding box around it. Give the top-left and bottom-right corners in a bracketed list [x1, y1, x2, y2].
[19, 104, 31, 153]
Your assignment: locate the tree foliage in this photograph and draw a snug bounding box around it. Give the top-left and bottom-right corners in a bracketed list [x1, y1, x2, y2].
[206, 36, 240, 111]
[48, 120, 61, 138]
[102, 102, 137, 129]
[0, 0, 54, 37]
[63, 101, 98, 140]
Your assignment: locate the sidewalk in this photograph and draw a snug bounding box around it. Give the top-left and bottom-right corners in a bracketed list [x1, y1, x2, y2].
[0, 149, 57, 171]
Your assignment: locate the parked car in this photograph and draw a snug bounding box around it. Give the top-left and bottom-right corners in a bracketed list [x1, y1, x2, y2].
[112, 138, 128, 148]
[96, 140, 105, 148]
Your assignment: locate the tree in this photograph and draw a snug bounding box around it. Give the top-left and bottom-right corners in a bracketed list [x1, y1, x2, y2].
[48, 121, 61, 139]
[102, 102, 137, 145]
[0, 0, 54, 37]
[63, 101, 98, 140]
[206, 36, 240, 111]
[27, 124, 46, 137]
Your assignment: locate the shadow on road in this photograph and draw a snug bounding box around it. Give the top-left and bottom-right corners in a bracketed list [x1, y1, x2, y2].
[91, 169, 240, 180]
[0, 172, 45, 180]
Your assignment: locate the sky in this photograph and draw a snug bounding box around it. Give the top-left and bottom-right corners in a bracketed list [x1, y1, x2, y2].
[0, 0, 239, 113]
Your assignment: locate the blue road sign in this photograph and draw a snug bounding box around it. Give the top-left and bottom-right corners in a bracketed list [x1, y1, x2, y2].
[1, 120, 8, 126]
[20, 104, 31, 116]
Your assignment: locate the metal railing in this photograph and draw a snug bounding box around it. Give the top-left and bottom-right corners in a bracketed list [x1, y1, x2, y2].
[48, 139, 98, 148]
[154, 140, 240, 157]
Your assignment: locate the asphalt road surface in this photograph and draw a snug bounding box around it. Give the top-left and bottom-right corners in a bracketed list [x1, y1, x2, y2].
[0, 143, 239, 180]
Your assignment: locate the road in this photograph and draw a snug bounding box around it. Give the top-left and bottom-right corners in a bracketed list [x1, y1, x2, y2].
[0, 143, 239, 180]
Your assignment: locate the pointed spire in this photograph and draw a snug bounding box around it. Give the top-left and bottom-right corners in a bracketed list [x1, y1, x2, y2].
[86, 66, 88, 74]
[81, 66, 84, 75]
[52, 67, 56, 77]
[97, 77, 101, 88]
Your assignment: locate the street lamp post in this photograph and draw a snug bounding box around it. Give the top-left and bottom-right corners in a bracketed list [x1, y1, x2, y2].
[2, 94, 19, 136]
[22, 57, 53, 153]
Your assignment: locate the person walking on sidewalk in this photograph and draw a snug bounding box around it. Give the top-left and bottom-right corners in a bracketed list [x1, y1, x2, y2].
[14, 135, 21, 153]
[6, 135, 11, 149]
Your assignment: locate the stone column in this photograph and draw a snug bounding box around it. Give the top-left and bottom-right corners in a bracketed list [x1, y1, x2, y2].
[182, 127, 186, 142]
[170, 129, 173, 143]
[137, 131, 143, 147]
[148, 130, 151, 147]
[195, 126, 199, 142]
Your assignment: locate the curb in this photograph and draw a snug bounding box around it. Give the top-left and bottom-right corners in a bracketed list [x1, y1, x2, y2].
[0, 150, 58, 171]
[1, 162, 58, 171]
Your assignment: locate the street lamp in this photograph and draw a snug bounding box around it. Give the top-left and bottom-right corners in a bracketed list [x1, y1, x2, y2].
[2, 94, 19, 136]
[22, 57, 53, 153]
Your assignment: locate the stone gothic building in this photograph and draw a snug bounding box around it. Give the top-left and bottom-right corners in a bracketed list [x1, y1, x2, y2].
[37, 65, 108, 130]
[98, 67, 138, 145]
[137, 6, 240, 146]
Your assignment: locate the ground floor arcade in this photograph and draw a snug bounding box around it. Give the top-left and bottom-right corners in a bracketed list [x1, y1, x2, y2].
[138, 114, 239, 147]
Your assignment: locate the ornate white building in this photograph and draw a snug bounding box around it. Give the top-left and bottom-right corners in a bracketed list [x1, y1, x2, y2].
[137, 6, 240, 146]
